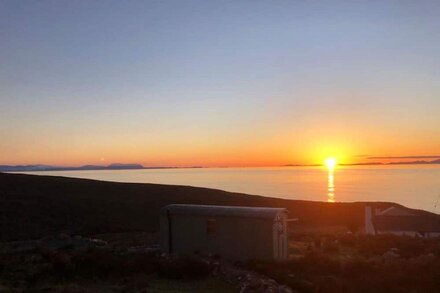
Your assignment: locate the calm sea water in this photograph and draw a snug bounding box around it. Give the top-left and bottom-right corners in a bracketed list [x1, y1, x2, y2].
[20, 165, 440, 213]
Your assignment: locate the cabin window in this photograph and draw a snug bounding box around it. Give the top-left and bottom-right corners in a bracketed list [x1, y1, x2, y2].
[206, 218, 217, 235]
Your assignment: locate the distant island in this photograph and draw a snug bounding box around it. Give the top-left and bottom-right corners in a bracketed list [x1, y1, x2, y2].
[0, 163, 203, 172]
[339, 158, 440, 166]
[285, 158, 440, 167]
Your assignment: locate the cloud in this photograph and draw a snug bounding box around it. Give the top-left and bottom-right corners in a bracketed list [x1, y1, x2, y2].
[367, 155, 440, 160]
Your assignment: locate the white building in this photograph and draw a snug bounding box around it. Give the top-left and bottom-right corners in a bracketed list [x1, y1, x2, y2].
[365, 206, 440, 238]
[160, 204, 289, 261]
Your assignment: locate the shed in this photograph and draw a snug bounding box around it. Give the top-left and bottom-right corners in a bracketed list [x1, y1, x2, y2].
[160, 204, 288, 261]
[365, 206, 440, 238]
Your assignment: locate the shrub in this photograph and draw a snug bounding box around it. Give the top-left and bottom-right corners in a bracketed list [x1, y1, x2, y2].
[158, 255, 213, 279]
[63, 249, 159, 278]
[342, 258, 374, 278]
[323, 241, 340, 254]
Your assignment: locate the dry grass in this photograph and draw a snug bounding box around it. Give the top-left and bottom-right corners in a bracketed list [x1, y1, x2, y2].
[0, 245, 237, 292]
[245, 234, 440, 293]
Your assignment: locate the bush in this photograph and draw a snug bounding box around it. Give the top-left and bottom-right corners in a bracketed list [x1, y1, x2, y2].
[70, 249, 159, 278]
[342, 258, 374, 278]
[158, 255, 213, 279]
[323, 241, 340, 254]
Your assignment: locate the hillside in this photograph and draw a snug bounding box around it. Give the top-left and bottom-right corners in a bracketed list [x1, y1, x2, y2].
[0, 172, 436, 242]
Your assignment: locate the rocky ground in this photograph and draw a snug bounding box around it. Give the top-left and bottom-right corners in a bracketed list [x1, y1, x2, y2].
[2, 232, 440, 292]
[0, 233, 292, 293]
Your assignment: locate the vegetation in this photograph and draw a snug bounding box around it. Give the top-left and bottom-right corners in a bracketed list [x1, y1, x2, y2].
[245, 234, 440, 293]
[0, 239, 236, 292]
[2, 173, 440, 292]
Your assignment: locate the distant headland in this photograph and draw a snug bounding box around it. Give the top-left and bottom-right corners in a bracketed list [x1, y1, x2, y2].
[284, 158, 440, 167]
[0, 163, 203, 172]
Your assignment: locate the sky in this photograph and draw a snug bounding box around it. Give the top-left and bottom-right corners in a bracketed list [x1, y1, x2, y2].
[1, 0, 439, 167]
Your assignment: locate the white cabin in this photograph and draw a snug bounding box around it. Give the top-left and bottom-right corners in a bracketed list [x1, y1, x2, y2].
[160, 204, 289, 261]
[365, 206, 440, 238]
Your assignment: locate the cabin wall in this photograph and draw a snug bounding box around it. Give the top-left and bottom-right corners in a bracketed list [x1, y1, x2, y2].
[365, 206, 376, 235]
[159, 213, 171, 253]
[273, 214, 288, 260]
[376, 230, 418, 237]
[161, 214, 275, 261]
[376, 230, 440, 238]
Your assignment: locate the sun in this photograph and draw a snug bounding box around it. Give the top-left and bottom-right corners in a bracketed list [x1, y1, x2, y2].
[325, 157, 337, 170]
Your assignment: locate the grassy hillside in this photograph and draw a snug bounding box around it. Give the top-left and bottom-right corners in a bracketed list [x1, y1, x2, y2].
[0, 172, 432, 242]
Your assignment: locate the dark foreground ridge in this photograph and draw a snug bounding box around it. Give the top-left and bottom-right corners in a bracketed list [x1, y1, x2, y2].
[2, 172, 440, 293]
[1, 172, 438, 242]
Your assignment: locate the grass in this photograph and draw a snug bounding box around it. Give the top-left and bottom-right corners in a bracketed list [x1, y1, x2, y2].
[244, 234, 440, 293]
[148, 278, 238, 293]
[0, 244, 238, 292]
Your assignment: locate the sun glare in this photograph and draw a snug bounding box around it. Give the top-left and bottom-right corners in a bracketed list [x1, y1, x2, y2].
[325, 157, 337, 170]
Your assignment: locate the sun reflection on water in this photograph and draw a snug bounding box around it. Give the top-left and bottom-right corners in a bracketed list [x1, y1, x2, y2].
[327, 168, 335, 202]
[325, 158, 336, 203]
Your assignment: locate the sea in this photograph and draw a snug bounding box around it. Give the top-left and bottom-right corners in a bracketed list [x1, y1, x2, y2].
[19, 165, 440, 213]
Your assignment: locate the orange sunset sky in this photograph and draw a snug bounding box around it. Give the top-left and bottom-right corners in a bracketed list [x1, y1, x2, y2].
[1, 1, 439, 167]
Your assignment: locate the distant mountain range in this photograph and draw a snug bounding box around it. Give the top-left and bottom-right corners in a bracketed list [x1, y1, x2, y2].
[343, 158, 440, 166]
[0, 163, 147, 172]
[0, 163, 205, 172]
[394, 159, 440, 164]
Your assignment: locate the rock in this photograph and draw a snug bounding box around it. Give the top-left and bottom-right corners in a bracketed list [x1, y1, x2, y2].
[382, 248, 400, 262]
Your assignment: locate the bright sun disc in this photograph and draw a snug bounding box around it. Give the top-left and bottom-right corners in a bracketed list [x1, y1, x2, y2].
[325, 158, 337, 169]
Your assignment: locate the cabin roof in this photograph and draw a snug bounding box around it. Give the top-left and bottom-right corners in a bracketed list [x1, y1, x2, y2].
[161, 204, 287, 219]
[377, 206, 415, 217]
